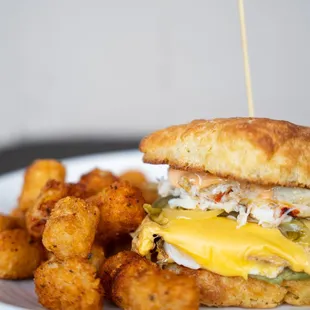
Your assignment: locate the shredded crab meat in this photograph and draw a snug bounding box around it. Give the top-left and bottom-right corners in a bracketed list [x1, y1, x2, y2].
[157, 177, 309, 228]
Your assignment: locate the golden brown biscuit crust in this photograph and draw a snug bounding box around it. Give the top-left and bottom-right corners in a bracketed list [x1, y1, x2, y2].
[140, 118, 310, 188]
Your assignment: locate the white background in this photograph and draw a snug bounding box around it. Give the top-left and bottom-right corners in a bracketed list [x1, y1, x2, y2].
[0, 0, 309, 148]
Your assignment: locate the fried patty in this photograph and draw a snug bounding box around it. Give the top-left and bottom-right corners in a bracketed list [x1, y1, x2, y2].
[167, 264, 310, 308]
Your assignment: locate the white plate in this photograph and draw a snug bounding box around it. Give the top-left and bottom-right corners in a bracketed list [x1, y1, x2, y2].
[0, 150, 307, 310]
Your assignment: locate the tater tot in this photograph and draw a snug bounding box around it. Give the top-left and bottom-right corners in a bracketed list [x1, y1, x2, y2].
[0, 213, 23, 233]
[18, 159, 66, 211]
[99, 251, 154, 301]
[10, 206, 25, 218]
[79, 169, 118, 196]
[87, 243, 105, 273]
[99, 251, 144, 281]
[26, 180, 68, 239]
[89, 181, 146, 244]
[35, 258, 103, 310]
[0, 229, 44, 279]
[65, 182, 88, 198]
[104, 234, 133, 258]
[119, 171, 159, 203]
[109, 257, 199, 310]
[113, 265, 200, 310]
[141, 182, 159, 204]
[119, 170, 147, 188]
[43, 197, 99, 259]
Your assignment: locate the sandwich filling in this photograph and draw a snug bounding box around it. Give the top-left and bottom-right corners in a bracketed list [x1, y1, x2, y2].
[160, 168, 310, 228]
[132, 168, 310, 282]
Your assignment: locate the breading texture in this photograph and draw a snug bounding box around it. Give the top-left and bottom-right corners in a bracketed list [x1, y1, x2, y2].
[119, 170, 147, 188]
[140, 118, 310, 188]
[87, 243, 105, 274]
[9, 207, 26, 230]
[168, 265, 310, 308]
[99, 251, 144, 299]
[104, 234, 133, 258]
[283, 279, 310, 305]
[26, 180, 68, 239]
[119, 170, 158, 203]
[18, 159, 66, 211]
[0, 213, 24, 233]
[34, 258, 103, 310]
[111, 256, 199, 310]
[79, 168, 118, 196]
[140, 183, 159, 204]
[88, 181, 146, 243]
[26, 180, 96, 239]
[42, 197, 99, 259]
[0, 229, 44, 279]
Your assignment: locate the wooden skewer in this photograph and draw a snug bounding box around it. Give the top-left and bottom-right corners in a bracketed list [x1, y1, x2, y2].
[238, 0, 255, 117]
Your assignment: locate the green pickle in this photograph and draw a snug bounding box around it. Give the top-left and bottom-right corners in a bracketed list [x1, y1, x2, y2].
[279, 219, 310, 244]
[250, 268, 310, 285]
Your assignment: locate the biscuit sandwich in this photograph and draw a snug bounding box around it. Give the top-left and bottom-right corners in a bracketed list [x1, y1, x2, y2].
[132, 117, 310, 308]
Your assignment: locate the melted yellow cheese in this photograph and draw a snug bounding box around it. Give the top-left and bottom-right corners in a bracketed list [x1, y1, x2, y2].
[135, 210, 310, 279]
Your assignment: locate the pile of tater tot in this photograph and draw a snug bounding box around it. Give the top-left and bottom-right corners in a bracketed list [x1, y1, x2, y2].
[0, 159, 200, 310]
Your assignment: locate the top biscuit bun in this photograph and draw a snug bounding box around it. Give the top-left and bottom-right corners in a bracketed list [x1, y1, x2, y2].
[140, 118, 310, 188]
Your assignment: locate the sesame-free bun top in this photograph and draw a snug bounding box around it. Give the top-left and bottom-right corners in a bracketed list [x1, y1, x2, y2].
[140, 118, 310, 188]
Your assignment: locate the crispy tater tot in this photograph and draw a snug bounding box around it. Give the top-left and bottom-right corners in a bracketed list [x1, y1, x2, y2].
[89, 181, 146, 244]
[66, 182, 90, 199]
[99, 251, 154, 301]
[87, 243, 105, 273]
[79, 169, 118, 196]
[104, 234, 133, 258]
[9, 208, 26, 229]
[141, 182, 159, 204]
[0, 213, 24, 232]
[10, 206, 25, 218]
[26, 180, 93, 239]
[43, 197, 99, 259]
[18, 159, 66, 211]
[119, 171, 159, 203]
[99, 251, 144, 281]
[0, 229, 44, 279]
[26, 180, 68, 239]
[35, 258, 103, 310]
[119, 170, 147, 188]
[113, 265, 200, 310]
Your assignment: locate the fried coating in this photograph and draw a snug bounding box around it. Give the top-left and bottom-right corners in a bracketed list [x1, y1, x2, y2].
[26, 180, 94, 239]
[43, 197, 99, 259]
[79, 169, 118, 196]
[0, 213, 24, 232]
[112, 257, 199, 310]
[99, 251, 142, 281]
[167, 265, 288, 308]
[87, 243, 105, 273]
[89, 181, 146, 244]
[283, 279, 310, 305]
[140, 182, 159, 204]
[34, 258, 103, 310]
[99, 251, 154, 301]
[18, 159, 66, 211]
[0, 229, 44, 279]
[26, 180, 68, 239]
[119, 171, 159, 203]
[66, 182, 90, 199]
[119, 170, 147, 188]
[10, 206, 25, 218]
[104, 234, 133, 258]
